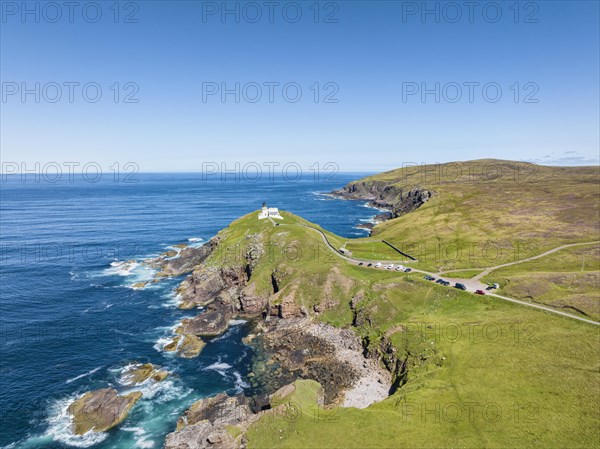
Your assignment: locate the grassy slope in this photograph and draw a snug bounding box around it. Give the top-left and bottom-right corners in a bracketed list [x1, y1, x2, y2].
[338, 160, 600, 271]
[208, 209, 599, 448]
[482, 244, 600, 320]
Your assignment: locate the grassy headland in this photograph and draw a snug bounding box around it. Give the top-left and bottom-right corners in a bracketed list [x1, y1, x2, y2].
[193, 206, 599, 448]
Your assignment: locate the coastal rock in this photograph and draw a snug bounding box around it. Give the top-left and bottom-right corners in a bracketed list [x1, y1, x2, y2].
[178, 266, 246, 310]
[165, 392, 254, 449]
[67, 388, 141, 435]
[120, 363, 169, 385]
[146, 237, 219, 278]
[176, 393, 250, 430]
[331, 182, 433, 221]
[164, 332, 206, 358]
[180, 298, 233, 337]
[249, 319, 358, 404]
[239, 282, 269, 315]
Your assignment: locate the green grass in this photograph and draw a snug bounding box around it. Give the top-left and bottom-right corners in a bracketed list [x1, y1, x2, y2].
[436, 269, 483, 278]
[204, 189, 599, 448]
[335, 160, 600, 270]
[482, 244, 600, 320]
[245, 273, 600, 448]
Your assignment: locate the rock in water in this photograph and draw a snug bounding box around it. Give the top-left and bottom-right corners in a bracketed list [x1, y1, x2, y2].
[67, 388, 142, 435]
[164, 332, 206, 358]
[120, 363, 169, 385]
[165, 393, 251, 449]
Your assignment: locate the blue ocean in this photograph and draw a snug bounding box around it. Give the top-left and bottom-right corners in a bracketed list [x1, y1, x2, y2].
[0, 173, 375, 449]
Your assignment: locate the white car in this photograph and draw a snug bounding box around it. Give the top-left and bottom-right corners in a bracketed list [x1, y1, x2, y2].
[395, 265, 404, 271]
[386, 264, 394, 270]
[375, 262, 382, 268]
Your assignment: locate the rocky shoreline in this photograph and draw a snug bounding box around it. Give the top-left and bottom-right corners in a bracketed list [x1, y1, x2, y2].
[330, 181, 433, 231]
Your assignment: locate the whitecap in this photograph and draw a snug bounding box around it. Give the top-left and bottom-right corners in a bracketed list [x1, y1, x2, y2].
[153, 337, 173, 353]
[203, 361, 232, 376]
[161, 291, 183, 309]
[227, 319, 247, 326]
[119, 373, 190, 404]
[123, 427, 156, 448]
[106, 260, 140, 276]
[66, 366, 102, 384]
[233, 371, 250, 392]
[188, 237, 203, 243]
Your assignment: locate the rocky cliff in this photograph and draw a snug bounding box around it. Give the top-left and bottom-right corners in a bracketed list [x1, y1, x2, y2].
[332, 181, 433, 220]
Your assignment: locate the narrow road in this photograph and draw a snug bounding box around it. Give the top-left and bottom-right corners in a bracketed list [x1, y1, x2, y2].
[281, 223, 600, 327]
[471, 241, 600, 280]
[436, 241, 600, 280]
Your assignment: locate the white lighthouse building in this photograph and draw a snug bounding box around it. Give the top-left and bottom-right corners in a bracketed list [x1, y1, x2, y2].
[258, 202, 283, 220]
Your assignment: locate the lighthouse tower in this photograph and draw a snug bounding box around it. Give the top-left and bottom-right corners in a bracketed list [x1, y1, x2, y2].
[258, 202, 283, 220]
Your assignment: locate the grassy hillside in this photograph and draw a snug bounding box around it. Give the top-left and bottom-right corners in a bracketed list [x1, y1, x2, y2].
[202, 208, 600, 448]
[335, 160, 600, 272]
[481, 243, 600, 320]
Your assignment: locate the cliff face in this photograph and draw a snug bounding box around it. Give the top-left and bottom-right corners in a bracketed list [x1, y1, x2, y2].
[332, 181, 433, 219]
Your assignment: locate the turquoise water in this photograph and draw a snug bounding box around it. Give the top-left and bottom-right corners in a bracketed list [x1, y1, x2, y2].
[0, 173, 376, 448]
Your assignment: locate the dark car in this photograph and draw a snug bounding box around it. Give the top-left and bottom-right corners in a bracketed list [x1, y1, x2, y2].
[367, 263, 373, 267]
[424, 276, 435, 281]
[475, 289, 486, 295]
[435, 279, 446, 284]
[358, 262, 363, 266]
[454, 283, 467, 290]
[404, 268, 412, 272]
[441, 280, 450, 286]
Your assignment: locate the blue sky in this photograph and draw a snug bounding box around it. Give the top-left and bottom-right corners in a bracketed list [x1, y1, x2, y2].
[1, 0, 598, 172]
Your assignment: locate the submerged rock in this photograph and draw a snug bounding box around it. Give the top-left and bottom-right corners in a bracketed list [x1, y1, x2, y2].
[67, 388, 141, 435]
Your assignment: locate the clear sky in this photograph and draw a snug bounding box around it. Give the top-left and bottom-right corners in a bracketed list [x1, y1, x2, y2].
[1, 0, 599, 172]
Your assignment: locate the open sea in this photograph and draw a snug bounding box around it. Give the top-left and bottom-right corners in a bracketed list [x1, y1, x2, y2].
[0, 173, 375, 449]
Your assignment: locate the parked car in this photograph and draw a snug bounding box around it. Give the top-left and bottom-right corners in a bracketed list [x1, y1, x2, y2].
[367, 263, 373, 267]
[454, 283, 467, 290]
[358, 262, 363, 266]
[375, 262, 382, 268]
[424, 275, 435, 281]
[404, 268, 412, 272]
[395, 266, 403, 271]
[475, 289, 486, 295]
[435, 279, 446, 285]
[386, 264, 394, 270]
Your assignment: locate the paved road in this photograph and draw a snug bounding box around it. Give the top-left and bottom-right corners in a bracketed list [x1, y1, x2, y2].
[282, 223, 600, 327]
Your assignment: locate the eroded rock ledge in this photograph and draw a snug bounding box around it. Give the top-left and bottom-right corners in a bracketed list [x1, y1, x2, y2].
[331, 181, 433, 223]
[164, 382, 305, 449]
